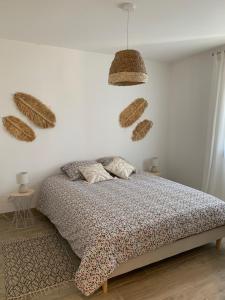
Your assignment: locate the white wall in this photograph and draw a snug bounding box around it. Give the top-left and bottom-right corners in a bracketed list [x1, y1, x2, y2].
[0, 39, 170, 212]
[167, 52, 213, 189]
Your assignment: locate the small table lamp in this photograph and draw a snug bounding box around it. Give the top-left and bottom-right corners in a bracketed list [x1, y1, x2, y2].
[151, 157, 160, 173]
[16, 172, 29, 193]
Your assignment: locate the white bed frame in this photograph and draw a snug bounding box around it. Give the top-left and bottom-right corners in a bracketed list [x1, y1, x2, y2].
[101, 225, 225, 293]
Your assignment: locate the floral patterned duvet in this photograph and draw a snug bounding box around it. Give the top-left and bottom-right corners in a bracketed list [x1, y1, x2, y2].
[38, 173, 225, 296]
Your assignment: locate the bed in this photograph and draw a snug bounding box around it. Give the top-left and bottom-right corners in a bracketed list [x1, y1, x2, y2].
[38, 172, 225, 296]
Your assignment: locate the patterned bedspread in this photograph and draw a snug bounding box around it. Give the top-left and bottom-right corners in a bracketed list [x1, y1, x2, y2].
[38, 173, 225, 295]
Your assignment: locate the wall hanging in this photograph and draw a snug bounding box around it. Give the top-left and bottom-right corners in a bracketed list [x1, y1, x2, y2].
[132, 119, 153, 141]
[2, 116, 36, 142]
[108, 2, 148, 86]
[119, 98, 148, 127]
[14, 92, 56, 128]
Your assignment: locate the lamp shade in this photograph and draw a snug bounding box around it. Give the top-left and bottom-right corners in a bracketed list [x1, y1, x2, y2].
[108, 49, 148, 86]
[16, 172, 29, 185]
[152, 157, 159, 167]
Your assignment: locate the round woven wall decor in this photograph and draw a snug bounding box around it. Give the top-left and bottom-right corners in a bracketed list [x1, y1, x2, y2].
[108, 50, 148, 86]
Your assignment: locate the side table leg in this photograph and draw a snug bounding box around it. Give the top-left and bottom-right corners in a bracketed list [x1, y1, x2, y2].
[9, 192, 35, 229]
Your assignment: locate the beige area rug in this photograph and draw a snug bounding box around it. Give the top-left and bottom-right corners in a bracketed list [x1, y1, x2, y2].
[1, 232, 79, 299]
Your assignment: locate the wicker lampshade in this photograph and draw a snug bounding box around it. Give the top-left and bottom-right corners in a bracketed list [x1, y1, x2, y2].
[108, 49, 148, 86]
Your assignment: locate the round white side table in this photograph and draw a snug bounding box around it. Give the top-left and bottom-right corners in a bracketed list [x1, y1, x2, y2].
[9, 189, 35, 229]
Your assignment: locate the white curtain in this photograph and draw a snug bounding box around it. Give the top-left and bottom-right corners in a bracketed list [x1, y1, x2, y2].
[202, 51, 225, 200]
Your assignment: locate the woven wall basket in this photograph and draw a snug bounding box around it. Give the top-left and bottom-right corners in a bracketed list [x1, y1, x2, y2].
[119, 98, 148, 128]
[108, 49, 148, 86]
[132, 119, 153, 141]
[14, 93, 56, 129]
[2, 116, 36, 142]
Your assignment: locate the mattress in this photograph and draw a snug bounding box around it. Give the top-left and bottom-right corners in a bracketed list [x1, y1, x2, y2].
[38, 173, 225, 295]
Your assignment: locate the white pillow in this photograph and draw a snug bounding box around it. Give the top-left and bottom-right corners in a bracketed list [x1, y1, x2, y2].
[105, 157, 135, 179]
[78, 163, 113, 184]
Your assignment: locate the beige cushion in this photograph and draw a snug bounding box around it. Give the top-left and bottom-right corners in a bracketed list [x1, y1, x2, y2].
[79, 163, 113, 184]
[105, 157, 135, 179]
[97, 156, 125, 166]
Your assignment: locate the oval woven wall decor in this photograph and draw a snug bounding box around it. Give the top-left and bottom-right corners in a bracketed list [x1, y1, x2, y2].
[132, 119, 153, 141]
[2, 116, 36, 142]
[14, 92, 56, 128]
[119, 98, 148, 128]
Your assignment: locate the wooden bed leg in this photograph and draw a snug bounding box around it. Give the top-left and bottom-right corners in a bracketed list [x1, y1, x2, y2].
[216, 238, 222, 251]
[102, 281, 108, 294]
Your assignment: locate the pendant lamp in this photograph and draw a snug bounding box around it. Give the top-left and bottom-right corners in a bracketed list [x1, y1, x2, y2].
[108, 2, 148, 86]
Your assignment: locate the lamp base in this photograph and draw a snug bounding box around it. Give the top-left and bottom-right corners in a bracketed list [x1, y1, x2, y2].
[18, 184, 29, 193]
[151, 166, 159, 173]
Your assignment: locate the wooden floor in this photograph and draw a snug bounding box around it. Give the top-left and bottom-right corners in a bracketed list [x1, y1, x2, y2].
[1, 211, 225, 300]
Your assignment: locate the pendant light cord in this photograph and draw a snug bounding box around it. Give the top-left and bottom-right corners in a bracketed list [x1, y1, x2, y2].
[126, 9, 130, 49]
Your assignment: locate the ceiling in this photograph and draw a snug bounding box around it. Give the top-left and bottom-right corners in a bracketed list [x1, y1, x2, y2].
[0, 0, 225, 62]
